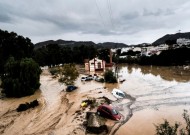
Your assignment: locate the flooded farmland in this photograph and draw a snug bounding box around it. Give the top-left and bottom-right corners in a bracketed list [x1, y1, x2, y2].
[0, 65, 190, 135]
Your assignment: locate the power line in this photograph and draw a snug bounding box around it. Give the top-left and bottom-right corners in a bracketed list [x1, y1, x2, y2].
[94, 0, 107, 29]
[106, 0, 118, 43]
[107, 0, 114, 29]
[95, 0, 119, 44]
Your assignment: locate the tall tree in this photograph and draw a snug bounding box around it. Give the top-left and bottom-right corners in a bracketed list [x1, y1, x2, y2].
[0, 29, 34, 74]
[2, 57, 41, 97]
[98, 49, 110, 63]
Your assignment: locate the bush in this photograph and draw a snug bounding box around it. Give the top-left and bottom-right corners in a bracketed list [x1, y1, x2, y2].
[104, 70, 117, 83]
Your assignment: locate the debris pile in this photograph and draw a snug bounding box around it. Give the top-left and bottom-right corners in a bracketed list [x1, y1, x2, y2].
[85, 112, 108, 134]
[17, 99, 39, 112]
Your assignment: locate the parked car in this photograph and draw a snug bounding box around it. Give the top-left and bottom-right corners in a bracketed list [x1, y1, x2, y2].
[112, 88, 126, 99]
[97, 104, 121, 121]
[66, 85, 77, 92]
[95, 77, 104, 83]
[81, 77, 86, 81]
[87, 75, 93, 80]
[81, 75, 93, 81]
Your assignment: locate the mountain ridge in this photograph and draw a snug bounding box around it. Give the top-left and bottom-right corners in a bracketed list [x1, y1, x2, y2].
[152, 32, 190, 45]
[34, 39, 128, 49]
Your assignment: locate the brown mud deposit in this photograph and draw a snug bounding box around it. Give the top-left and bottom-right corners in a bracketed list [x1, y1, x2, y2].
[0, 65, 190, 135]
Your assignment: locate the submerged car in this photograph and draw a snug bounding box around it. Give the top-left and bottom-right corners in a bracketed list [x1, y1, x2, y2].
[66, 85, 77, 92]
[97, 104, 121, 121]
[111, 88, 126, 99]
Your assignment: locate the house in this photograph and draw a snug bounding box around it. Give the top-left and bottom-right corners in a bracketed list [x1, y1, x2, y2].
[85, 58, 106, 72]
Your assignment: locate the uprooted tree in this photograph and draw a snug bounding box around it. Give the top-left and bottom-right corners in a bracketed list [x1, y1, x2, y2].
[59, 64, 79, 85]
[155, 110, 190, 135]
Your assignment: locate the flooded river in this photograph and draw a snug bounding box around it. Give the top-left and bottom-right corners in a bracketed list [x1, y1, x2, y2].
[0, 65, 190, 135]
[107, 65, 190, 135]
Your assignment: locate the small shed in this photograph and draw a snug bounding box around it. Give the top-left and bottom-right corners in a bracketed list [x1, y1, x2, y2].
[85, 58, 105, 72]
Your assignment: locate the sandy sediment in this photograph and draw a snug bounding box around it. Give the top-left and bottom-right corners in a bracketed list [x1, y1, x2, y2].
[0, 70, 118, 135]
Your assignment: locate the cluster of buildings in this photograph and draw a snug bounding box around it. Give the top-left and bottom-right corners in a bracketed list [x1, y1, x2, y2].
[84, 38, 190, 72]
[113, 38, 190, 59]
[111, 44, 169, 59]
[177, 38, 190, 46]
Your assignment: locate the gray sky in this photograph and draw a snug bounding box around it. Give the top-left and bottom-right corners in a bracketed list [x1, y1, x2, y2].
[1, 0, 190, 45]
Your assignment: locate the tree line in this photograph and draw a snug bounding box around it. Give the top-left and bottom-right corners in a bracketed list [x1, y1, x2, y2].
[33, 44, 113, 66]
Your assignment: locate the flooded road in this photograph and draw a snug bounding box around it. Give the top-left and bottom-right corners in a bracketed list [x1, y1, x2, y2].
[0, 65, 190, 135]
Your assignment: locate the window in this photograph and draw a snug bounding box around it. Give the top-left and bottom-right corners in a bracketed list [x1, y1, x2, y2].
[98, 62, 101, 68]
[111, 109, 118, 115]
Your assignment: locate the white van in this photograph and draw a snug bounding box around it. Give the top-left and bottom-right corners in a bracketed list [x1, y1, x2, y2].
[111, 88, 126, 99]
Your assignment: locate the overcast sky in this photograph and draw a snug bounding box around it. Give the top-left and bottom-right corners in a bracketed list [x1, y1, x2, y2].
[1, 0, 190, 45]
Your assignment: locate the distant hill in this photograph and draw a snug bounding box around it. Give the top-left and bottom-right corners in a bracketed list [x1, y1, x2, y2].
[152, 32, 190, 46]
[34, 39, 128, 49]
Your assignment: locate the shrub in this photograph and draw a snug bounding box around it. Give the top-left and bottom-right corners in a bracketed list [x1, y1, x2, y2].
[155, 110, 190, 135]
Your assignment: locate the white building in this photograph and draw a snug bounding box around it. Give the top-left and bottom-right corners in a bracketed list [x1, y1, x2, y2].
[177, 38, 190, 46]
[85, 58, 105, 72]
[132, 47, 141, 52]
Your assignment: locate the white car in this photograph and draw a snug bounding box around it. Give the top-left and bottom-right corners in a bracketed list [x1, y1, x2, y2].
[111, 88, 126, 99]
[81, 77, 87, 81]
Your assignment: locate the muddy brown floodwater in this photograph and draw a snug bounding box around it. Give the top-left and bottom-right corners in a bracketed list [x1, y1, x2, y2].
[0, 65, 190, 135]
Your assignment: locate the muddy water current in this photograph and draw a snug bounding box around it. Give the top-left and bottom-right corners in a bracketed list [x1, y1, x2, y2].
[0, 65, 190, 135]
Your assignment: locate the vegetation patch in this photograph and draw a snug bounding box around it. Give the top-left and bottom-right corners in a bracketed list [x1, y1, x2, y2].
[1, 57, 41, 97]
[155, 110, 190, 135]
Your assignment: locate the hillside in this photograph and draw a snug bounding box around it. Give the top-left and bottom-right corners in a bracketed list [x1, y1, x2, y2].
[152, 32, 190, 45]
[34, 40, 128, 49]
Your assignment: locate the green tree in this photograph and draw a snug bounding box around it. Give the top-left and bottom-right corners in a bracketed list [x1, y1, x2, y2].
[104, 70, 117, 83]
[2, 57, 41, 97]
[98, 49, 110, 63]
[59, 64, 79, 85]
